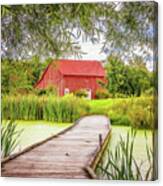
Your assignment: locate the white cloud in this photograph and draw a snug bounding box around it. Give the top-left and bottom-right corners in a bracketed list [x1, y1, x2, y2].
[80, 41, 107, 60]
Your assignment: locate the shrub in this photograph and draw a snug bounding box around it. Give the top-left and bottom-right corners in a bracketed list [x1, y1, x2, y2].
[143, 87, 154, 96]
[109, 114, 131, 126]
[128, 104, 153, 129]
[36, 89, 47, 96]
[114, 93, 129, 98]
[108, 99, 131, 115]
[89, 96, 154, 129]
[96, 79, 106, 88]
[95, 88, 110, 99]
[36, 85, 58, 96]
[74, 89, 88, 98]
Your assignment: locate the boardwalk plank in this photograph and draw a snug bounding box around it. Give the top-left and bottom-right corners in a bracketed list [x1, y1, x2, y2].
[1, 115, 111, 179]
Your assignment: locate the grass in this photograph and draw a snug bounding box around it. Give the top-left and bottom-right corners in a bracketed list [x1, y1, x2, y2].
[2, 94, 90, 123]
[2, 95, 154, 129]
[89, 96, 154, 129]
[1, 120, 23, 158]
[96, 128, 153, 180]
[88, 97, 152, 114]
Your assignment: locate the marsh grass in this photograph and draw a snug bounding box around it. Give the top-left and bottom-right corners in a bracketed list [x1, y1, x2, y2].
[1, 120, 23, 158]
[96, 129, 153, 180]
[2, 94, 90, 122]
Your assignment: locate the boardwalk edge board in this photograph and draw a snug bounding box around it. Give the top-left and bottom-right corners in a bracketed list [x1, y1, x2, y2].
[1, 117, 83, 164]
[84, 121, 112, 179]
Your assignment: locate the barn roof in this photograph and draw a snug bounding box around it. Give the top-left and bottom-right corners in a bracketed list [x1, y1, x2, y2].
[53, 59, 105, 77]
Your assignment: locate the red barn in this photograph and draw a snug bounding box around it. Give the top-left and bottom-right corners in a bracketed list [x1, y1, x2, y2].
[35, 59, 106, 99]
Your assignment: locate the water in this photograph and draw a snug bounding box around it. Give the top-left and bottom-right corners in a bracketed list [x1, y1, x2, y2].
[97, 125, 153, 180]
[9, 120, 72, 153]
[110, 125, 152, 160]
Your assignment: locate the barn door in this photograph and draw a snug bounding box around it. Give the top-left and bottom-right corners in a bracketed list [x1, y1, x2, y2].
[86, 89, 92, 100]
[64, 88, 70, 95]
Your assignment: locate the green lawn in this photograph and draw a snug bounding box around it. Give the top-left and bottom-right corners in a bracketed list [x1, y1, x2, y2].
[88, 98, 129, 115]
[88, 97, 146, 112]
[88, 97, 153, 129]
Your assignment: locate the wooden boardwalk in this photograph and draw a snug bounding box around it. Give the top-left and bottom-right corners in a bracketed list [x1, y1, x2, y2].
[1, 115, 111, 179]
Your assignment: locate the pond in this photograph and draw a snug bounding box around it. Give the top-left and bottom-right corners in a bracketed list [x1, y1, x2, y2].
[10, 120, 72, 153]
[97, 125, 153, 180]
[110, 125, 153, 162]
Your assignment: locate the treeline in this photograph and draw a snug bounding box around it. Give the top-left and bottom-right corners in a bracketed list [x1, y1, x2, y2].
[104, 56, 154, 97]
[1, 56, 51, 95]
[1, 55, 154, 97]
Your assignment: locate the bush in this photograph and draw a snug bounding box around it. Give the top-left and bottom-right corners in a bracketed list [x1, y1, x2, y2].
[114, 93, 129, 98]
[108, 99, 131, 115]
[95, 88, 110, 99]
[142, 87, 154, 96]
[89, 96, 154, 129]
[74, 89, 88, 98]
[108, 97, 154, 129]
[36, 85, 58, 96]
[128, 104, 153, 129]
[109, 114, 131, 126]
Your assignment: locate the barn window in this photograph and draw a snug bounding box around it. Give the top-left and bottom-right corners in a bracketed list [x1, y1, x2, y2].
[64, 88, 70, 95]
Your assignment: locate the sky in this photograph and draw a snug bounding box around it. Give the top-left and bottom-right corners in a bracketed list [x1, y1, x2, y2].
[66, 26, 154, 71]
[67, 37, 154, 71]
[80, 41, 107, 61]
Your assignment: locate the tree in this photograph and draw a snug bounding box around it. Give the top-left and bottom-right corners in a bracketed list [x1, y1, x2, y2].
[105, 55, 153, 97]
[1, 57, 48, 94]
[1, 2, 157, 60]
[127, 56, 153, 96]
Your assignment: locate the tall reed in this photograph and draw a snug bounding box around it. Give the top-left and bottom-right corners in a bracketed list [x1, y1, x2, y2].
[1, 120, 23, 158]
[96, 130, 153, 180]
[2, 94, 90, 123]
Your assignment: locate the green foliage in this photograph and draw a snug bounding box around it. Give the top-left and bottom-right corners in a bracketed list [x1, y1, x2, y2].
[96, 130, 153, 180]
[109, 97, 154, 129]
[96, 79, 107, 88]
[110, 114, 131, 126]
[1, 57, 49, 95]
[143, 87, 155, 96]
[36, 85, 58, 96]
[1, 120, 23, 158]
[74, 89, 88, 98]
[89, 97, 154, 129]
[105, 55, 154, 97]
[2, 95, 90, 123]
[95, 88, 110, 99]
[114, 93, 128, 98]
[1, 2, 156, 59]
[128, 99, 154, 129]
